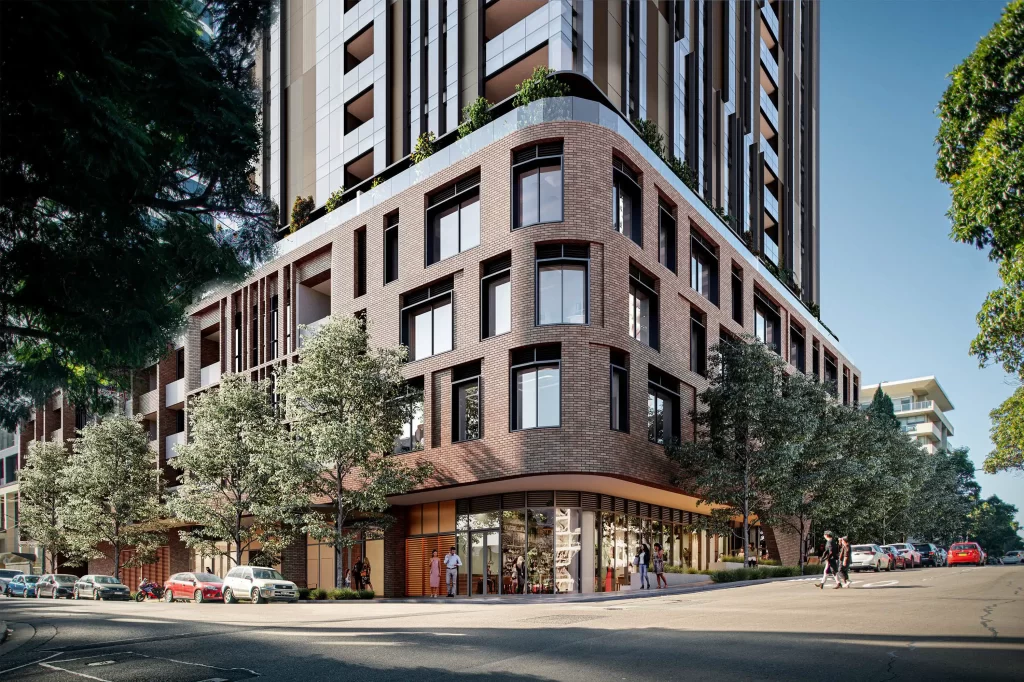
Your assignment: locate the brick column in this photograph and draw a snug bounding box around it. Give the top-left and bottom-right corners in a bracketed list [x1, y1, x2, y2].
[764, 522, 802, 566]
[383, 506, 408, 598]
[280, 533, 307, 588]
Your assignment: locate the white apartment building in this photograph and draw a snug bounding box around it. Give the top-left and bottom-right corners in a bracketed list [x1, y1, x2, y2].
[860, 376, 954, 454]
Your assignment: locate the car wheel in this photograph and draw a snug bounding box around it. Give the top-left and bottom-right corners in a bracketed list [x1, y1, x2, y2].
[52, 590, 58, 599]
[251, 588, 264, 605]
[194, 590, 204, 604]
[873, 562, 880, 573]
[163, 589, 174, 603]
[73, 589, 79, 600]
[94, 591, 101, 601]
[223, 588, 236, 604]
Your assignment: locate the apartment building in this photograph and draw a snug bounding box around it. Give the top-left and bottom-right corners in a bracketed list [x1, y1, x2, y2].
[20, 1, 857, 595]
[860, 377, 955, 454]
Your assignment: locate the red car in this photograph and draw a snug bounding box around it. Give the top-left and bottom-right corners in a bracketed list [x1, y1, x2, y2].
[163, 572, 224, 603]
[947, 542, 986, 567]
[880, 546, 907, 570]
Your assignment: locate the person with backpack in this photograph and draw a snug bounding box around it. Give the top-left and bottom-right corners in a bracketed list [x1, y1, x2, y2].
[818, 530, 838, 589]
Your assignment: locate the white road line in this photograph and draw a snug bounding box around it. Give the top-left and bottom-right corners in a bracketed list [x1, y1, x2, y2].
[860, 580, 899, 588]
[319, 641, 405, 646]
[38, 663, 111, 682]
[0, 651, 64, 674]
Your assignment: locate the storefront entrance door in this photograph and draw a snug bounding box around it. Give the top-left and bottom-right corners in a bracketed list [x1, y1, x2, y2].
[470, 531, 499, 595]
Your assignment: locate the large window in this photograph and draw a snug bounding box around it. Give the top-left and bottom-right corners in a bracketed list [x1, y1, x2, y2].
[648, 366, 680, 445]
[753, 290, 781, 354]
[511, 345, 561, 430]
[790, 324, 805, 373]
[536, 244, 588, 326]
[354, 227, 367, 298]
[610, 350, 629, 432]
[176, 347, 185, 380]
[690, 309, 707, 377]
[658, 201, 677, 272]
[731, 265, 743, 325]
[513, 142, 563, 228]
[481, 253, 512, 339]
[812, 338, 820, 380]
[612, 158, 642, 246]
[394, 377, 425, 453]
[426, 173, 480, 265]
[270, 295, 279, 360]
[824, 351, 839, 394]
[401, 279, 454, 361]
[690, 230, 720, 305]
[452, 360, 482, 442]
[629, 264, 659, 349]
[384, 212, 399, 284]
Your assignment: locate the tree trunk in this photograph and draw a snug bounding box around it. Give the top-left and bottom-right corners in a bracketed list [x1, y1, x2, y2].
[113, 541, 121, 582]
[333, 464, 346, 590]
[798, 516, 806, 569]
[235, 510, 244, 566]
[742, 467, 750, 567]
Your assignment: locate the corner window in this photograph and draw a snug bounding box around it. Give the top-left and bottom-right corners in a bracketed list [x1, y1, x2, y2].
[690, 309, 707, 377]
[690, 230, 720, 305]
[536, 244, 589, 326]
[790, 324, 805, 373]
[511, 345, 561, 430]
[610, 350, 629, 433]
[753, 290, 781, 354]
[731, 265, 743, 325]
[513, 142, 563, 228]
[401, 279, 454, 361]
[658, 201, 677, 272]
[394, 377, 425, 453]
[481, 253, 512, 339]
[384, 212, 399, 284]
[612, 158, 642, 246]
[426, 173, 480, 265]
[452, 361, 482, 442]
[648, 367, 680, 446]
[629, 264, 659, 350]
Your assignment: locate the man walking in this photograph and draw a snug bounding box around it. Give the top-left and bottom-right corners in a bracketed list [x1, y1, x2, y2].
[836, 537, 852, 589]
[818, 530, 837, 589]
[444, 545, 462, 598]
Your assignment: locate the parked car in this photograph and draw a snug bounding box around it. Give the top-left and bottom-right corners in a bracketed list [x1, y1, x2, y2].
[222, 566, 298, 604]
[880, 545, 907, 570]
[888, 543, 922, 567]
[36, 574, 78, 599]
[0, 569, 24, 592]
[913, 543, 943, 567]
[1001, 550, 1023, 565]
[163, 572, 224, 603]
[935, 547, 948, 566]
[947, 542, 986, 566]
[5, 574, 40, 597]
[74, 575, 131, 601]
[850, 544, 892, 572]
[985, 555, 1003, 565]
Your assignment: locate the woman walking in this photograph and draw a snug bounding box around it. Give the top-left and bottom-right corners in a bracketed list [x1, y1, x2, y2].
[361, 557, 373, 592]
[637, 544, 651, 589]
[653, 543, 667, 588]
[428, 549, 441, 597]
[836, 537, 852, 589]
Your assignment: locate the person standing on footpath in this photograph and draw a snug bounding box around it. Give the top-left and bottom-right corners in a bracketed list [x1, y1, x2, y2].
[428, 549, 441, 598]
[818, 530, 838, 589]
[444, 545, 462, 598]
[836, 537, 852, 589]
[653, 543, 668, 589]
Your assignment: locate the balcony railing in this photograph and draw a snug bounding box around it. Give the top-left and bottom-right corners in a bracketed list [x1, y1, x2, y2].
[760, 87, 779, 131]
[764, 186, 779, 220]
[763, 236, 779, 264]
[166, 431, 185, 459]
[165, 378, 185, 407]
[761, 135, 778, 176]
[759, 38, 779, 85]
[138, 388, 158, 416]
[761, 1, 779, 40]
[298, 316, 330, 347]
[484, 2, 550, 76]
[200, 362, 221, 388]
[894, 400, 934, 413]
[49, 429, 62, 443]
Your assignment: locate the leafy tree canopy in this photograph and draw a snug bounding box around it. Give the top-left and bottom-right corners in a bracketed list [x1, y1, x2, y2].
[970, 494, 1024, 554]
[0, 0, 279, 429]
[18, 440, 72, 572]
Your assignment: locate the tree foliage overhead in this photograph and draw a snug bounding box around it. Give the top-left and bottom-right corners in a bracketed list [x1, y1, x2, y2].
[0, 0, 279, 429]
[276, 317, 432, 588]
[18, 440, 72, 573]
[970, 494, 1024, 555]
[168, 373, 306, 567]
[935, 0, 1024, 474]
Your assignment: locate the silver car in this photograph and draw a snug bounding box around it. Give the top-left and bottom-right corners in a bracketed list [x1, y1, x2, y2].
[1002, 550, 1023, 565]
[850, 544, 892, 572]
[0, 569, 23, 593]
[74, 575, 131, 601]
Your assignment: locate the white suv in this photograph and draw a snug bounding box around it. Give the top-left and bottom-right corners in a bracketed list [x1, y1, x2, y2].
[223, 566, 298, 604]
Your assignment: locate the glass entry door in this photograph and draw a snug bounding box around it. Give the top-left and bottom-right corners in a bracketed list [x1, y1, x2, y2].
[470, 531, 499, 595]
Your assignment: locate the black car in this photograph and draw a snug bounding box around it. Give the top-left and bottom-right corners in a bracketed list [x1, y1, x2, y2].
[36, 574, 78, 599]
[912, 543, 942, 567]
[74, 575, 131, 601]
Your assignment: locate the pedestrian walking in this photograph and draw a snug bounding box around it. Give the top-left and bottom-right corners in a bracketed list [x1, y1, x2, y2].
[653, 543, 667, 588]
[444, 545, 462, 597]
[428, 549, 441, 598]
[836, 537, 852, 589]
[818, 530, 838, 589]
[637, 543, 651, 589]
[352, 558, 364, 591]
[361, 557, 373, 592]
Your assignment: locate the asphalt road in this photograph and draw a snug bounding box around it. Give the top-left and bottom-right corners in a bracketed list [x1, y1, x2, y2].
[0, 566, 1021, 681]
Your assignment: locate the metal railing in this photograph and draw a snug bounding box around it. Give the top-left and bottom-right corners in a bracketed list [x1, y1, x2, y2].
[761, 1, 779, 39]
[894, 400, 934, 413]
[760, 38, 779, 85]
[760, 87, 779, 131]
[761, 135, 779, 176]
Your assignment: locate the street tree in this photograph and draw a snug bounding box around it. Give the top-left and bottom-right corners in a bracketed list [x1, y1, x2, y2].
[668, 339, 819, 566]
[276, 317, 432, 588]
[909, 447, 980, 547]
[0, 0, 279, 428]
[970, 495, 1024, 555]
[18, 441, 72, 572]
[168, 373, 306, 568]
[62, 416, 164, 581]
[935, 0, 1024, 474]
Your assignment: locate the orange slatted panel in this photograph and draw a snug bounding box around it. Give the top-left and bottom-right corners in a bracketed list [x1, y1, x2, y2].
[406, 538, 425, 596]
[119, 545, 170, 590]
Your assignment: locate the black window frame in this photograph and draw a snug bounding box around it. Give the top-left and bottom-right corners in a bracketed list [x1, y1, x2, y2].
[658, 200, 677, 272]
[690, 229, 720, 306]
[612, 158, 643, 246]
[354, 226, 367, 298]
[401, 279, 455, 362]
[510, 345, 562, 432]
[251, 303, 259, 366]
[535, 244, 590, 326]
[393, 377, 426, 454]
[690, 308, 707, 377]
[731, 265, 743, 325]
[270, 295, 279, 360]
[789, 324, 805, 373]
[824, 351, 839, 395]
[842, 366, 851, 406]
[812, 338, 821, 380]
[628, 264, 660, 350]
[512, 142, 564, 229]
[425, 172, 481, 266]
[480, 252, 512, 340]
[648, 366, 681, 446]
[175, 409, 185, 433]
[176, 347, 186, 380]
[233, 312, 242, 372]
[610, 350, 629, 433]
[753, 290, 782, 354]
[451, 360, 482, 443]
[384, 212, 399, 285]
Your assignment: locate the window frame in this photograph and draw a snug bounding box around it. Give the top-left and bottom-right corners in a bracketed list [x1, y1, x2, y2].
[480, 254, 512, 340]
[451, 363, 482, 443]
[425, 174, 481, 266]
[384, 212, 399, 285]
[647, 368, 681, 446]
[789, 324, 805, 373]
[400, 280, 455, 362]
[612, 159, 643, 246]
[610, 351, 629, 433]
[690, 308, 707, 377]
[753, 290, 782, 354]
[690, 230, 720, 306]
[510, 346, 562, 432]
[628, 264, 660, 350]
[658, 201, 677, 272]
[270, 295, 279, 360]
[393, 377, 425, 454]
[535, 244, 590, 327]
[731, 265, 743, 325]
[511, 142, 564, 229]
[354, 226, 367, 298]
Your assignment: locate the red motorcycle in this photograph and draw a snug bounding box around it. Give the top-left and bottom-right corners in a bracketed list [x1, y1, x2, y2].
[135, 580, 163, 602]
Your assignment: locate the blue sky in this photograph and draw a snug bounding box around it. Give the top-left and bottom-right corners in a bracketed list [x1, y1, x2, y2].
[819, 0, 1023, 530]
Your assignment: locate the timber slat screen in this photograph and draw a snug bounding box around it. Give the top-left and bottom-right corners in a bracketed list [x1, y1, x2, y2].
[405, 534, 456, 596]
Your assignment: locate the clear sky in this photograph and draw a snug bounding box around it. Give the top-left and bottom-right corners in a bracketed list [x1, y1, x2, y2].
[819, 0, 1023, 530]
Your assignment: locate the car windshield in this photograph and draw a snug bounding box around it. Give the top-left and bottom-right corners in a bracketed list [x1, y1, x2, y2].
[913, 544, 931, 550]
[950, 544, 973, 550]
[252, 569, 285, 581]
[852, 545, 873, 552]
[193, 573, 221, 582]
[23, 576, 40, 583]
[0, 570, 22, 579]
[94, 576, 120, 584]
[55, 575, 77, 583]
